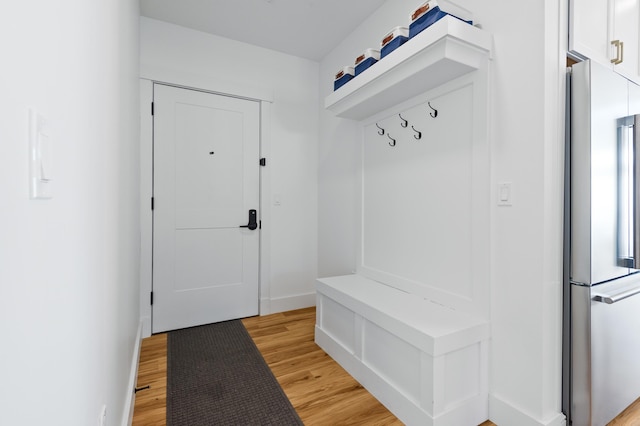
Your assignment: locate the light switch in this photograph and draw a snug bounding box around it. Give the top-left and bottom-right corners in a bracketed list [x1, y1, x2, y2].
[498, 182, 512, 206]
[29, 108, 53, 199]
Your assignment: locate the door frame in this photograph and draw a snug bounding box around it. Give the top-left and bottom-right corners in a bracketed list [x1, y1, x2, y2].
[139, 69, 273, 338]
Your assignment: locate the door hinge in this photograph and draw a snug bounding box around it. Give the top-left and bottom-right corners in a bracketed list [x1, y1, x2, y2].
[260, 158, 266, 166]
[151, 102, 154, 116]
[150, 291, 154, 305]
[151, 197, 154, 210]
[259, 220, 262, 229]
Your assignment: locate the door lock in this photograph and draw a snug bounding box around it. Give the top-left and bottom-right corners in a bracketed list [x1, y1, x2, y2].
[239, 209, 258, 230]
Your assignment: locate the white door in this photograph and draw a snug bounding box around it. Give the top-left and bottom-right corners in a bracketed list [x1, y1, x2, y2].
[152, 84, 260, 333]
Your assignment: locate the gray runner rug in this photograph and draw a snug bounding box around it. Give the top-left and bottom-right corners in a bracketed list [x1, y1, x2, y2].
[167, 319, 304, 426]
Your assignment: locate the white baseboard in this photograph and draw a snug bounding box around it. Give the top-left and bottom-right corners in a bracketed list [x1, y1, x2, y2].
[260, 292, 316, 315]
[121, 321, 143, 426]
[489, 394, 566, 426]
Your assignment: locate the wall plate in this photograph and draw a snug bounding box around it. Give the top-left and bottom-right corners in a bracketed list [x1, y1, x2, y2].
[29, 108, 53, 199]
[497, 182, 512, 206]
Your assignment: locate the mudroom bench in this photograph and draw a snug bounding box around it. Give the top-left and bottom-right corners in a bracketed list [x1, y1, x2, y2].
[315, 274, 490, 426]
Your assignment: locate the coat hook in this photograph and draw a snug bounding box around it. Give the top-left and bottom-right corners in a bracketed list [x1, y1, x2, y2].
[411, 125, 422, 140]
[376, 123, 385, 135]
[399, 113, 408, 127]
[428, 102, 438, 118]
[387, 134, 396, 147]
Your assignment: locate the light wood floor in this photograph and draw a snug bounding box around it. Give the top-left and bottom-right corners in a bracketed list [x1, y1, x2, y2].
[131, 307, 639, 425]
[133, 332, 167, 425]
[609, 399, 640, 425]
[133, 307, 405, 425]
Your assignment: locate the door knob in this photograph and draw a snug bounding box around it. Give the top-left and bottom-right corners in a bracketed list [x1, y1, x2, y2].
[239, 209, 258, 230]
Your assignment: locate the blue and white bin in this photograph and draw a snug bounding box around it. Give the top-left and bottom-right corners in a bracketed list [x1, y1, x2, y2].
[409, 0, 473, 39]
[354, 48, 380, 76]
[380, 26, 409, 59]
[334, 66, 355, 91]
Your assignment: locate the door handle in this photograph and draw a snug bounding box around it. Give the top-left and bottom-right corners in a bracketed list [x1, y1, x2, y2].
[611, 40, 624, 65]
[239, 209, 258, 230]
[594, 285, 640, 304]
[633, 115, 640, 268]
[618, 115, 640, 269]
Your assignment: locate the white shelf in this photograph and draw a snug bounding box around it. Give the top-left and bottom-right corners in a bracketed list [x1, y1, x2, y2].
[325, 16, 493, 120]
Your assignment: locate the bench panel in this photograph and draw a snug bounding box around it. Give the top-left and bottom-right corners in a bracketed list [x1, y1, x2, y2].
[363, 319, 423, 406]
[319, 296, 356, 353]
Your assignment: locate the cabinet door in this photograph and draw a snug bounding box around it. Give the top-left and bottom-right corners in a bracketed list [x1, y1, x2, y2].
[569, 0, 613, 65]
[613, 0, 640, 83]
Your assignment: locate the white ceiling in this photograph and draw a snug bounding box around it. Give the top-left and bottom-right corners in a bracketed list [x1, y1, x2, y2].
[139, 0, 386, 62]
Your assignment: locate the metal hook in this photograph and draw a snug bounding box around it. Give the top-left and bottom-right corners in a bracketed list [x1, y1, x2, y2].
[399, 113, 408, 128]
[387, 134, 396, 147]
[411, 125, 422, 140]
[376, 123, 385, 135]
[428, 102, 438, 118]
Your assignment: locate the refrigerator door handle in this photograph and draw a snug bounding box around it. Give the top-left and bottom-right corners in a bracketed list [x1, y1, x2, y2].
[617, 114, 640, 269]
[634, 114, 640, 267]
[593, 284, 640, 304]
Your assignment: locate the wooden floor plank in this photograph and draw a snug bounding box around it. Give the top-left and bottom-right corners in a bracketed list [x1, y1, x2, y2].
[609, 397, 640, 425]
[243, 308, 406, 425]
[132, 333, 167, 426]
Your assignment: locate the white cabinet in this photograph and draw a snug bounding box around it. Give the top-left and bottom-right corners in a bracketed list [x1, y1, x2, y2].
[613, 0, 640, 82]
[569, 0, 610, 65]
[570, 0, 640, 83]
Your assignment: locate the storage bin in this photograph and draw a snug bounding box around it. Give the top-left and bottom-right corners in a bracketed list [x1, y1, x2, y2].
[409, 0, 472, 39]
[381, 26, 409, 59]
[354, 48, 380, 76]
[334, 66, 355, 91]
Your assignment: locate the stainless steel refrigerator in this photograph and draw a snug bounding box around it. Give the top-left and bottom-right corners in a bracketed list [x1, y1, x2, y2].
[565, 60, 640, 425]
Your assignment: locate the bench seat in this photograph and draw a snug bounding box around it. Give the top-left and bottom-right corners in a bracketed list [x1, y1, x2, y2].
[315, 274, 490, 426]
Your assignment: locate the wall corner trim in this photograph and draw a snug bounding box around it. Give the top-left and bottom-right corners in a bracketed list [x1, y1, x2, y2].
[489, 394, 566, 426]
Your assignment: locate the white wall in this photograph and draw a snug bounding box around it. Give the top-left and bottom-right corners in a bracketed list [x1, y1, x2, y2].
[319, 1, 566, 425]
[139, 17, 319, 322]
[0, 1, 140, 426]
